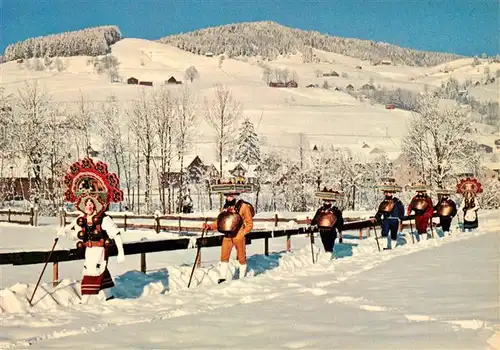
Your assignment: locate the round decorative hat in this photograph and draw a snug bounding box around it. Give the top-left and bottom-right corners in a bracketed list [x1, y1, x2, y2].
[375, 177, 402, 192]
[456, 177, 483, 195]
[435, 188, 454, 195]
[314, 187, 345, 201]
[209, 177, 254, 195]
[63, 157, 124, 216]
[410, 182, 428, 192]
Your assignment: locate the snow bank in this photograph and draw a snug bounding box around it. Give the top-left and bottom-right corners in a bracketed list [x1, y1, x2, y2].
[1, 219, 493, 316]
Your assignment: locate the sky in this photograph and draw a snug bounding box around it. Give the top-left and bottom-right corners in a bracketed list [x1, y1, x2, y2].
[1, 0, 498, 56]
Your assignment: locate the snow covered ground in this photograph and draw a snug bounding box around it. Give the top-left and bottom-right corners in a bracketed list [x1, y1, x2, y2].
[0, 210, 498, 349]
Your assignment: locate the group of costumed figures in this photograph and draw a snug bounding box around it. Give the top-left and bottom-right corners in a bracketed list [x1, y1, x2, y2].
[57, 156, 483, 303]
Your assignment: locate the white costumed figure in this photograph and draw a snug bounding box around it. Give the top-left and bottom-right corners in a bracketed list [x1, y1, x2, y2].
[58, 157, 125, 303]
[456, 176, 482, 232]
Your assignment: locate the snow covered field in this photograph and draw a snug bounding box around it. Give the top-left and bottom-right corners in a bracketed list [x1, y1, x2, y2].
[0, 210, 498, 349]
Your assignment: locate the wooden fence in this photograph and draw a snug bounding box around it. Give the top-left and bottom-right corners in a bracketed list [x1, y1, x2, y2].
[0, 213, 437, 286]
[0, 207, 38, 226]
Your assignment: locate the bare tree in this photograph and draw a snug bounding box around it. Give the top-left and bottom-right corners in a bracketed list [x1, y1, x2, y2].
[14, 81, 51, 185]
[99, 94, 133, 209]
[175, 87, 197, 212]
[402, 94, 480, 189]
[0, 88, 14, 179]
[129, 89, 157, 213]
[150, 87, 176, 213]
[261, 66, 272, 84]
[184, 65, 200, 83]
[71, 92, 94, 158]
[204, 84, 242, 206]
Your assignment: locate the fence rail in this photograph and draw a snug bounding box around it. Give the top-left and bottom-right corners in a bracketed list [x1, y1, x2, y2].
[0, 207, 38, 226]
[61, 210, 365, 233]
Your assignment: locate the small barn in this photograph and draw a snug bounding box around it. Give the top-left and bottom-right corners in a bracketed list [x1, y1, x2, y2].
[345, 84, 354, 92]
[287, 80, 298, 88]
[167, 76, 182, 84]
[381, 60, 392, 65]
[323, 71, 339, 77]
[479, 144, 493, 153]
[205, 52, 214, 57]
[361, 84, 375, 91]
[139, 81, 153, 86]
[127, 77, 139, 85]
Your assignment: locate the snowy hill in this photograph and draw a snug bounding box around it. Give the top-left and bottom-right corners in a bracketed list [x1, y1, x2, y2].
[159, 21, 461, 66]
[2, 36, 498, 168]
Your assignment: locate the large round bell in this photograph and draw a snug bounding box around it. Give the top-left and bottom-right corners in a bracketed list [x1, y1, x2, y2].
[438, 202, 453, 216]
[77, 229, 86, 240]
[378, 199, 395, 213]
[316, 211, 336, 229]
[411, 198, 428, 212]
[217, 211, 243, 236]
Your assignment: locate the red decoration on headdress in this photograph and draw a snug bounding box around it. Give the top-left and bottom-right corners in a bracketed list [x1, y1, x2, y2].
[456, 177, 483, 195]
[63, 157, 123, 215]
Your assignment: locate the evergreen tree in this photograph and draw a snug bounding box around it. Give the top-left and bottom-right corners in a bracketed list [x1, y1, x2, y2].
[233, 117, 261, 165]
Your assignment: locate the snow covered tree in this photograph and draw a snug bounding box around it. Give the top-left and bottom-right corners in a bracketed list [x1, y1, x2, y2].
[150, 87, 177, 213]
[174, 87, 197, 212]
[402, 94, 480, 189]
[232, 117, 260, 165]
[184, 65, 199, 83]
[204, 84, 241, 175]
[99, 94, 134, 208]
[129, 89, 157, 213]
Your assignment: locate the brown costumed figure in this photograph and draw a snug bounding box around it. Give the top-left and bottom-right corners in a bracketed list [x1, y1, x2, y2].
[433, 189, 457, 235]
[203, 179, 255, 284]
[57, 157, 125, 303]
[309, 187, 344, 259]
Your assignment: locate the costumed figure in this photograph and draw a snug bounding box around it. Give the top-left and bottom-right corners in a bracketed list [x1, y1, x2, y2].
[58, 157, 125, 303]
[309, 187, 344, 259]
[372, 178, 405, 250]
[406, 182, 434, 238]
[203, 178, 255, 284]
[433, 189, 457, 235]
[456, 176, 482, 231]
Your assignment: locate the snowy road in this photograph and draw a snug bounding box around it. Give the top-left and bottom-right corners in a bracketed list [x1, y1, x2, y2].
[30, 230, 500, 349]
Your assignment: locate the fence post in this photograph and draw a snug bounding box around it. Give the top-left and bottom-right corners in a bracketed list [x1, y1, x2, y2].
[29, 205, 34, 226]
[34, 206, 39, 226]
[52, 262, 59, 287]
[178, 216, 182, 234]
[124, 214, 127, 231]
[7, 207, 11, 223]
[140, 253, 147, 273]
[154, 211, 160, 234]
[264, 235, 269, 256]
[286, 232, 291, 252]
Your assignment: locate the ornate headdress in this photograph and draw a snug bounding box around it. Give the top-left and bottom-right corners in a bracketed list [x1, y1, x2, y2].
[63, 157, 124, 216]
[314, 187, 344, 201]
[410, 182, 428, 192]
[456, 177, 483, 196]
[375, 177, 402, 192]
[209, 177, 254, 195]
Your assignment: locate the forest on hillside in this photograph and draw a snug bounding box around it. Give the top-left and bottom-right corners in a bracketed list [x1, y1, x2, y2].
[160, 21, 461, 67]
[3, 26, 121, 61]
